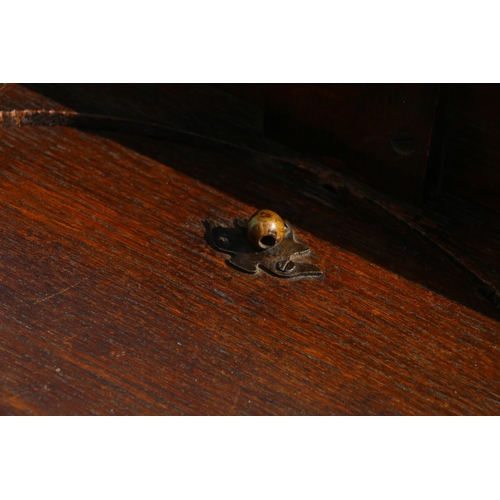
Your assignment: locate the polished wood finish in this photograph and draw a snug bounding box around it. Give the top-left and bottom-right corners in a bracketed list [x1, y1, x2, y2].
[1, 84, 498, 415]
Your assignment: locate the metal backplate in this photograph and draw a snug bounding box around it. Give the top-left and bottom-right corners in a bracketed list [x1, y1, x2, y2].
[205, 217, 322, 278]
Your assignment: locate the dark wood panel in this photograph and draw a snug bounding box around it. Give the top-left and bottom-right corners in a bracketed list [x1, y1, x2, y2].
[21, 83, 264, 137]
[213, 83, 266, 108]
[1, 84, 499, 415]
[441, 83, 500, 212]
[264, 84, 441, 205]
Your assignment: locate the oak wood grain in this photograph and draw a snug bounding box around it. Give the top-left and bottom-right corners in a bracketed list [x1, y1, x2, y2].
[1, 84, 498, 415]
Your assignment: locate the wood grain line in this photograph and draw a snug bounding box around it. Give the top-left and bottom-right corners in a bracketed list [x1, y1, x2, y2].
[33, 278, 88, 305]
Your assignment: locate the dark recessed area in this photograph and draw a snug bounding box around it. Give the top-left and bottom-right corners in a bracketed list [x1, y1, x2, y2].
[260, 235, 276, 247]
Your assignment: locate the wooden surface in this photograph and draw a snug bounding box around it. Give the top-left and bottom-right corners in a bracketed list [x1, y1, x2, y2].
[441, 83, 500, 212]
[1, 84, 499, 415]
[264, 84, 441, 205]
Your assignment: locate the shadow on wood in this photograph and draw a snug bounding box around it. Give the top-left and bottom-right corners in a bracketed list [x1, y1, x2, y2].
[15, 84, 500, 322]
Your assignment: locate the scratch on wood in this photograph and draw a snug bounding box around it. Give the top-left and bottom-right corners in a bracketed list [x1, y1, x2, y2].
[33, 279, 87, 305]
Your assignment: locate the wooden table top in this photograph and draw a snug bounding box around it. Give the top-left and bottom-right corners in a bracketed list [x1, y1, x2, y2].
[1, 84, 498, 415]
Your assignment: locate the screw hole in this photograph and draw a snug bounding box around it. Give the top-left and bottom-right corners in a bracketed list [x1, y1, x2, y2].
[277, 260, 295, 273]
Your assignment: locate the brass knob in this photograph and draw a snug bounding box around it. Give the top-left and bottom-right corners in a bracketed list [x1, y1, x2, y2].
[247, 209, 285, 249]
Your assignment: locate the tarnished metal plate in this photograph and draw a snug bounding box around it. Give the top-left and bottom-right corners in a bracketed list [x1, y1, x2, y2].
[206, 217, 322, 278]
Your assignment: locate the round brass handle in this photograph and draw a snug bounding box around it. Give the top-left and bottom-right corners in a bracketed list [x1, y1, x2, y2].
[247, 209, 286, 249]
